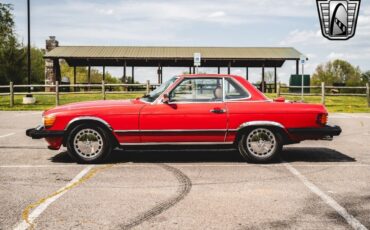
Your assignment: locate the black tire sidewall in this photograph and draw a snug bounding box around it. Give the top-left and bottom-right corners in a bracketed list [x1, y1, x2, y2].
[238, 127, 282, 163]
[66, 124, 112, 164]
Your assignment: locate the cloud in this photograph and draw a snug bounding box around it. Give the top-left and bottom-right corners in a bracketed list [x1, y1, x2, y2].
[208, 11, 226, 18]
[98, 9, 114, 15]
[279, 30, 323, 46]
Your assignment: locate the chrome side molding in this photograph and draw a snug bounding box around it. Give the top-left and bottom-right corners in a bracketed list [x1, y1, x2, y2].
[120, 142, 233, 146]
[114, 129, 228, 133]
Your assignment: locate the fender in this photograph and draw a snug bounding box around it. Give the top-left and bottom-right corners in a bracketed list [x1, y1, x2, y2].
[65, 116, 112, 131]
[237, 121, 285, 130]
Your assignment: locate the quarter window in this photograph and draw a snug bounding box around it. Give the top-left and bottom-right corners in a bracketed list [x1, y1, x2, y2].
[170, 78, 223, 102]
[225, 78, 250, 100]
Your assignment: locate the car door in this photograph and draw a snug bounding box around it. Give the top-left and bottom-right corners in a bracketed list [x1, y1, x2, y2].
[139, 77, 228, 143]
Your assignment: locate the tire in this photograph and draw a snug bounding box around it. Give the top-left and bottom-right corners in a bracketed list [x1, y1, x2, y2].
[238, 127, 282, 163]
[66, 124, 113, 164]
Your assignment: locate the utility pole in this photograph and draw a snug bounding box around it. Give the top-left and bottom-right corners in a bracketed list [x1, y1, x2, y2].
[27, 0, 31, 93]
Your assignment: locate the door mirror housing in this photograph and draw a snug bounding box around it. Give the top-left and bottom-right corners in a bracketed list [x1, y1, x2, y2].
[162, 94, 170, 104]
[273, 97, 286, 102]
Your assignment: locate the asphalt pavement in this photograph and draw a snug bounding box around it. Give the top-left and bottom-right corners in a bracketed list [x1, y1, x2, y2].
[0, 111, 369, 230]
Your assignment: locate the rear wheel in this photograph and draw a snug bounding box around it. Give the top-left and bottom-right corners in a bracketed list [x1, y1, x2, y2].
[66, 124, 112, 164]
[238, 127, 282, 163]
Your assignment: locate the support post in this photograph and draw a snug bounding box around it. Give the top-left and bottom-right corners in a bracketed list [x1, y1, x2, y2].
[227, 62, 231, 75]
[88, 66, 91, 91]
[189, 66, 192, 74]
[193, 66, 195, 74]
[158, 64, 161, 84]
[10, 82, 14, 107]
[123, 61, 127, 83]
[246, 67, 249, 80]
[274, 66, 277, 93]
[160, 66, 163, 84]
[103, 66, 106, 81]
[73, 66, 77, 92]
[132, 66, 135, 84]
[146, 80, 150, 95]
[102, 80, 106, 100]
[277, 82, 281, 97]
[321, 82, 325, 105]
[366, 83, 370, 108]
[262, 66, 265, 93]
[218, 66, 220, 74]
[296, 60, 299, 75]
[53, 59, 61, 83]
[55, 81, 59, 106]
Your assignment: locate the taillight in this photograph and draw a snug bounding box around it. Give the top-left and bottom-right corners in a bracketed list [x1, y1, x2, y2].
[317, 113, 328, 126]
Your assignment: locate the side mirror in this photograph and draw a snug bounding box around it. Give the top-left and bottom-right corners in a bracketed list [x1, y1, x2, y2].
[162, 94, 170, 104]
[273, 97, 286, 102]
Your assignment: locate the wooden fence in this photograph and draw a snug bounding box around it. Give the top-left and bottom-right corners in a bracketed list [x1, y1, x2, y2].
[1, 81, 369, 108]
[276, 82, 370, 107]
[0, 80, 159, 107]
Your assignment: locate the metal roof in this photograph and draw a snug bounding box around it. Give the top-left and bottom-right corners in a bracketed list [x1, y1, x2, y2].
[44, 46, 302, 68]
[45, 46, 302, 60]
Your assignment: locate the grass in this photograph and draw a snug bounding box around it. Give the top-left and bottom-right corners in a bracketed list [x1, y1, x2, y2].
[0, 93, 143, 111]
[0, 93, 369, 113]
[265, 93, 370, 113]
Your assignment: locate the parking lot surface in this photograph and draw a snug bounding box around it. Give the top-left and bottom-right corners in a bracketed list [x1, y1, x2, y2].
[0, 111, 369, 230]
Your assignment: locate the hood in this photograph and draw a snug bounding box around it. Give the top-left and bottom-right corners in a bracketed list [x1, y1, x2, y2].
[43, 99, 144, 116]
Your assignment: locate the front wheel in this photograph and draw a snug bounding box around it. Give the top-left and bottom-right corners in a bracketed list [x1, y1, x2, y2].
[238, 127, 282, 163]
[66, 124, 113, 164]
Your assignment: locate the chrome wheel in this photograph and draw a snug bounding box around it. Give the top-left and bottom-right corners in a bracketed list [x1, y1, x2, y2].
[246, 128, 277, 158]
[73, 128, 104, 159]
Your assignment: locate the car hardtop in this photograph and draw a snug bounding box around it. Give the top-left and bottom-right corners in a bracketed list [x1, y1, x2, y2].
[179, 74, 242, 79]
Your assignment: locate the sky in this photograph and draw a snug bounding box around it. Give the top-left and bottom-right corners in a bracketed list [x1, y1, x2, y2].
[8, 0, 370, 84]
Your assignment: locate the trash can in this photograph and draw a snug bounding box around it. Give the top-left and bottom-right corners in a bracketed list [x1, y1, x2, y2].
[60, 77, 70, 92]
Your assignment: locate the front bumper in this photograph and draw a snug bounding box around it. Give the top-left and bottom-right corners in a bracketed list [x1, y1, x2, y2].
[26, 125, 65, 139]
[287, 125, 342, 139]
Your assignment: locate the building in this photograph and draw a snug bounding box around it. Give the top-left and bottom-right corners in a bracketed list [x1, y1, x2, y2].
[44, 36, 303, 92]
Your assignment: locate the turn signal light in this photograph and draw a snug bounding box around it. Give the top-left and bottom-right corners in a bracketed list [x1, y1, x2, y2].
[43, 115, 56, 128]
[317, 113, 328, 126]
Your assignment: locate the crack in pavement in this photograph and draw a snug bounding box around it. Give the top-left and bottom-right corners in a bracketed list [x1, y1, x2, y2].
[120, 163, 192, 230]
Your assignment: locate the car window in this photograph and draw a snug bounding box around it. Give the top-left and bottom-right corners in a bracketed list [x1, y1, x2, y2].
[141, 76, 178, 103]
[170, 78, 223, 102]
[225, 78, 250, 100]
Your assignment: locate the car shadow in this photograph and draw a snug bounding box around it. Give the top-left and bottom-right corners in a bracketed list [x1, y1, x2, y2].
[281, 147, 356, 163]
[49, 147, 355, 164]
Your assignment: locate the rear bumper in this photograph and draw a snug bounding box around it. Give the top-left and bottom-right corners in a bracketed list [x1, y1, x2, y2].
[26, 125, 65, 139]
[287, 125, 342, 139]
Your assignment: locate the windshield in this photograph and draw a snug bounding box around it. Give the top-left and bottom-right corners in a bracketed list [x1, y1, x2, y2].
[140, 76, 178, 103]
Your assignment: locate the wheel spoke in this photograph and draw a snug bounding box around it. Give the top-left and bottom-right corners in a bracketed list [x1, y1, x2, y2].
[246, 128, 277, 158]
[73, 129, 104, 159]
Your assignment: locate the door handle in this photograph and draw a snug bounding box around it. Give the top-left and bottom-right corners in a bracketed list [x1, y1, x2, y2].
[210, 108, 226, 114]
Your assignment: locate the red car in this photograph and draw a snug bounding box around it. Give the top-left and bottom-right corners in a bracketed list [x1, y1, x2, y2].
[26, 74, 341, 163]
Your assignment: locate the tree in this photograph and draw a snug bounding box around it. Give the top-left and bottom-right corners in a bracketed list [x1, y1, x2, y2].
[362, 71, 370, 83]
[311, 59, 363, 86]
[26, 47, 45, 84]
[0, 3, 26, 85]
[264, 71, 275, 83]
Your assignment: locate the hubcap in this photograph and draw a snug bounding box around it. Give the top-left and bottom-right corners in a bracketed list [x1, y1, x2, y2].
[246, 128, 277, 158]
[73, 129, 104, 159]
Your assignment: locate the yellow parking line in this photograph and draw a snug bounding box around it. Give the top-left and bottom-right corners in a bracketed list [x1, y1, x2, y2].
[20, 164, 113, 230]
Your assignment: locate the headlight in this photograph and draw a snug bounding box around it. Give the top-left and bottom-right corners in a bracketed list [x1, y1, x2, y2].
[43, 115, 56, 128]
